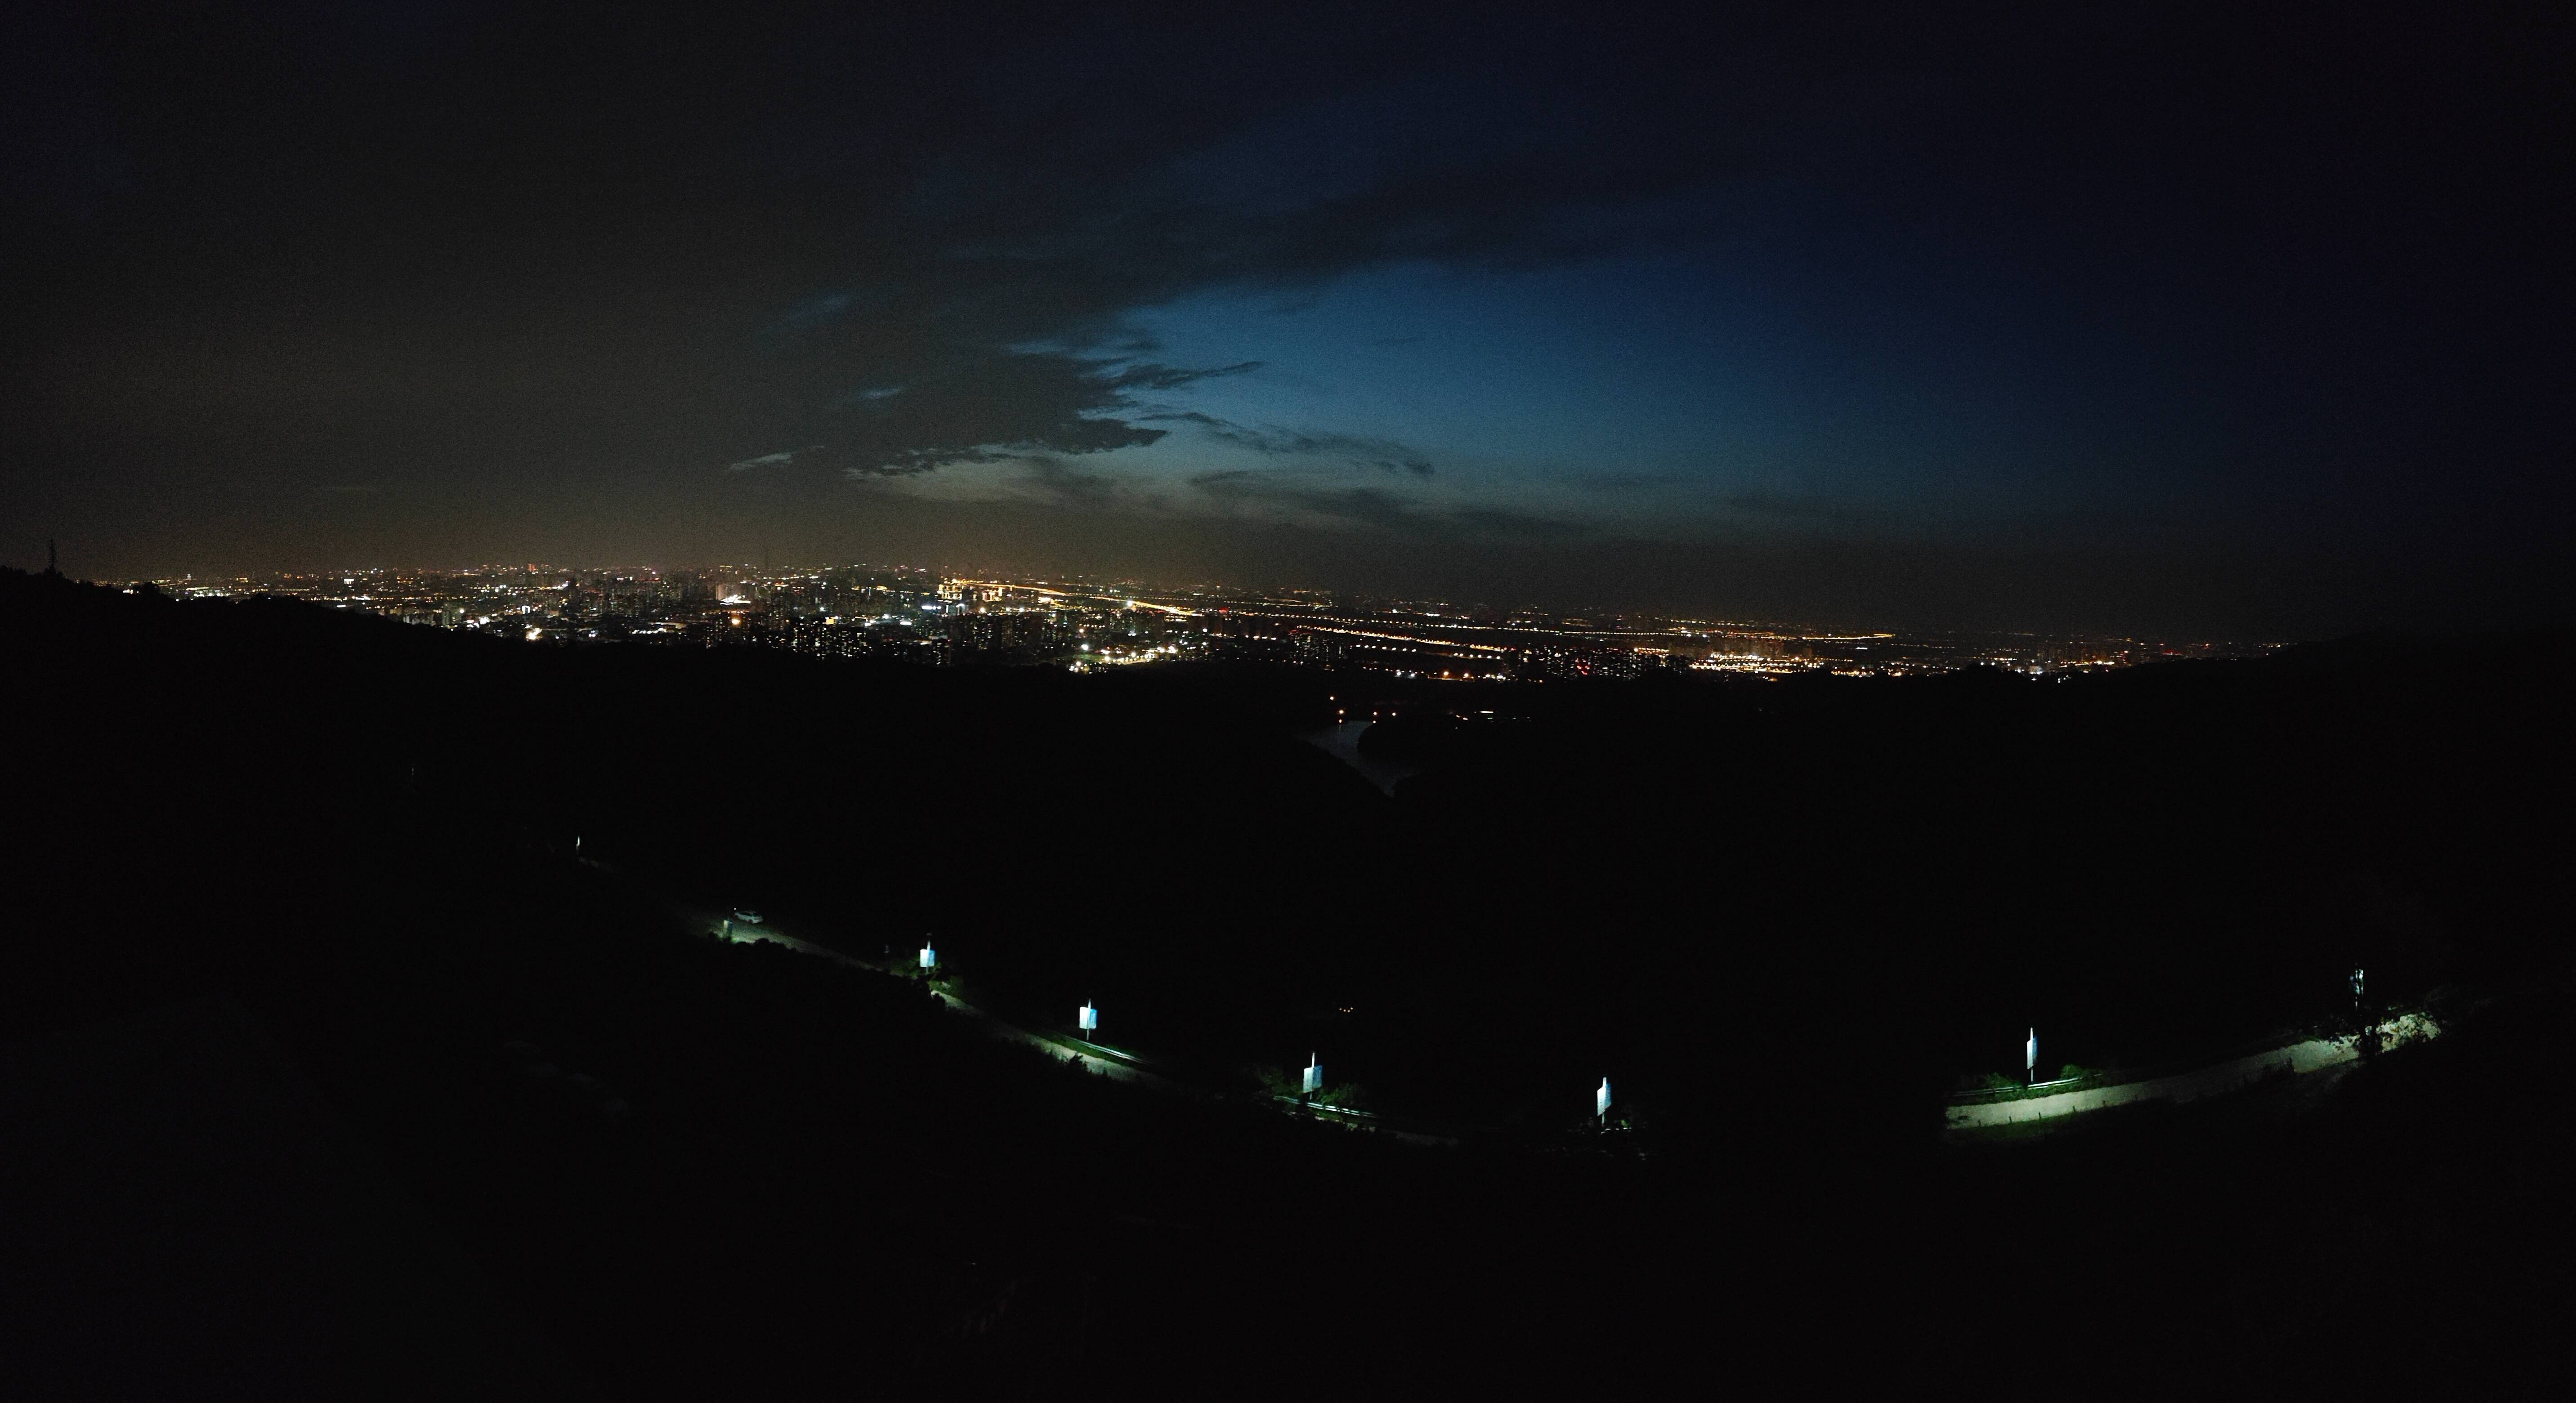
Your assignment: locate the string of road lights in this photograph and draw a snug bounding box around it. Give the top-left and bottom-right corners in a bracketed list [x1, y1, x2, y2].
[750, 907, 2393, 1136]
[900, 934, 1620, 1128]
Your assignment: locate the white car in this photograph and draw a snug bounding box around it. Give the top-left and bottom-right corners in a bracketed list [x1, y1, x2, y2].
[731, 909, 765, 925]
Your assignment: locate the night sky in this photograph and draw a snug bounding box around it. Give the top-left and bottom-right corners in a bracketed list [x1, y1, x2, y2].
[5, 3, 2567, 634]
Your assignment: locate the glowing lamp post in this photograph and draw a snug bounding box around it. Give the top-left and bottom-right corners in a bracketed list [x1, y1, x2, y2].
[1596, 1077, 1611, 1122]
[1078, 1002, 1097, 1036]
[918, 943, 936, 972]
[1302, 1053, 1322, 1096]
[2026, 1028, 2038, 1086]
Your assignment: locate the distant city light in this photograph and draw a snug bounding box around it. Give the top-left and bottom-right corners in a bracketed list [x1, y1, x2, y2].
[139, 562, 2262, 676]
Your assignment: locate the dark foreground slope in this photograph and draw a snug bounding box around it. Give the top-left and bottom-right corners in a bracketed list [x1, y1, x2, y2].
[0, 574, 1650, 1397]
[4, 571, 2571, 1394]
[1350, 632, 2574, 1135]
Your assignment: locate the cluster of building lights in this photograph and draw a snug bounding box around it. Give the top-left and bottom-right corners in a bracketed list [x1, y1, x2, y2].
[132, 564, 2266, 678]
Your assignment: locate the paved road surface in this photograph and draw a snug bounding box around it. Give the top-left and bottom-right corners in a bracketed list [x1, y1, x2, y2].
[613, 865, 2403, 1146]
[1946, 1014, 2441, 1129]
[705, 916, 1178, 1089]
[702, 913, 1464, 1138]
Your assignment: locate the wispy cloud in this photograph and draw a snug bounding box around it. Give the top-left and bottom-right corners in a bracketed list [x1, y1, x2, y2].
[728, 444, 827, 471]
[1012, 453, 1118, 507]
[1107, 360, 1261, 390]
[814, 357, 1272, 477]
[1152, 411, 1433, 476]
[1189, 471, 1576, 541]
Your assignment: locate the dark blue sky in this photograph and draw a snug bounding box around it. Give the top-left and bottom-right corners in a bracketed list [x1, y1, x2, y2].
[5, 3, 2566, 633]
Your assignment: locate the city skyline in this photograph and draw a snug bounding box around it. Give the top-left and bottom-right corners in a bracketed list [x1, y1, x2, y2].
[113, 557, 2275, 680]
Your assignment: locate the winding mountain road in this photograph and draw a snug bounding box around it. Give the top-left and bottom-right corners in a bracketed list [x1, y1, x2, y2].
[1946, 1014, 2441, 1130]
[704, 914, 1178, 1088]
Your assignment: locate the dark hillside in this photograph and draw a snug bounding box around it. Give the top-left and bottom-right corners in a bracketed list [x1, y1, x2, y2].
[0, 572, 1663, 1394]
[4, 570, 2570, 1393]
[0, 570, 1393, 1050]
[1345, 634, 2572, 1141]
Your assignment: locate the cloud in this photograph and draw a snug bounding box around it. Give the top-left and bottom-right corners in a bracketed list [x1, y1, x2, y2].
[1152, 411, 1433, 476]
[1190, 471, 1579, 541]
[790, 360, 1264, 479]
[71, 12, 1791, 513]
[1105, 360, 1261, 390]
[772, 354, 1279, 478]
[1190, 471, 1413, 528]
[777, 293, 856, 330]
[1281, 486, 1418, 532]
[728, 445, 827, 472]
[673, 18, 1792, 492]
[1011, 453, 1118, 508]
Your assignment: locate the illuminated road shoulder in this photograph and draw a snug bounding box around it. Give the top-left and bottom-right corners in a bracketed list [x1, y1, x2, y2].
[1945, 1014, 2441, 1130]
[704, 916, 1181, 1089]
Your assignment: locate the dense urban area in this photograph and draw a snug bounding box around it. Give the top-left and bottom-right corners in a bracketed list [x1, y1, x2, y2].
[134, 564, 2270, 679]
